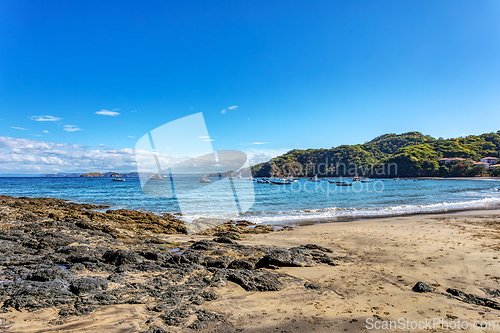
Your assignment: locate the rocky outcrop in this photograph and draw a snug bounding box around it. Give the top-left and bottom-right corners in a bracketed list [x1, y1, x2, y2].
[0, 196, 346, 331]
[80, 173, 105, 177]
[446, 288, 500, 310]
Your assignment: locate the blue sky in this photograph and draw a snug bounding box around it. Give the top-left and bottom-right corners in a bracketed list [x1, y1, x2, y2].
[1, 1, 500, 173]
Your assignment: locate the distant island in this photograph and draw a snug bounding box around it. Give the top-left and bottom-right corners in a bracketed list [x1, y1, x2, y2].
[251, 131, 500, 178]
[42, 172, 140, 178]
[80, 172, 105, 178]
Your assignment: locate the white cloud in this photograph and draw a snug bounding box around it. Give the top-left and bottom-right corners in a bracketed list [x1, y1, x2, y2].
[252, 142, 268, 145]
[131, 110, 137, 113]
[43, 130, 49, 133]
[221, 105, 238, 115]
[128, 136, 135, 138]
[198, 136, 214, 142]
[244, 148, 288, 166]
[95, 110, 120, 116]
[63, 125, 82, 132]
[31, 115, 62, 122]
[0, 136, 186, 174]
[12, 127, 28, 130]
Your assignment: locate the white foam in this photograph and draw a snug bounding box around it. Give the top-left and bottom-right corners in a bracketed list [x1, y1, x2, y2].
[242, 196, 500, 224]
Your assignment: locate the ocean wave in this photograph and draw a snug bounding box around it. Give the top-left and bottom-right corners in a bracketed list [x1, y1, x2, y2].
[239, 196, 500, 224]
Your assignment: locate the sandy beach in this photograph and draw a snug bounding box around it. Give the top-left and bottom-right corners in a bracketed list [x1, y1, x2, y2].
[202, 210, 500, 332]
[1, 204, 500, 332]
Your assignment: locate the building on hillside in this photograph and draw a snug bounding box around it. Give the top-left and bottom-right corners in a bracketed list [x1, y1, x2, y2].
[438, 158, 466, 165]
[479, 157, 499, 165]
[473, 161, 490, 169]
[489, 164, 500, 170]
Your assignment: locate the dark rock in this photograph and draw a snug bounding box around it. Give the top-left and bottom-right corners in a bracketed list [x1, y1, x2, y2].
[300, 244, 333, 253]
[140, 251, 171, 262]
[2, 279, 73, 311]
[187, 309, 224, 331]
[107, 272, 127, 283]
[103, 250, 142, 266]
[412, 282, 433, 293]
[191, 240, 213, 251]
[200, 290, 218, 301]
[228, 270, 284, 291]
[446, 288, 500, 310]
[213, 237, 237, 245]
[214, 231, 242, 240]
[160, 308, 190, 326]
[482, 288, 500, 298]
[304, 282, 321, 290]
[446, 288, 467, 297]
[228, 259, 255, 270]
[190, 295, 205, 305]
[210, 249, 227, 256]
[178, 249, 204, 265]
[203, 256, 232, 269]
[69, 263, 85, 271]
[256, 248, 311, 268]
[142, 328, 167, 333]
[67, 254, 99, 264]
[208, 269, 228, 287]
[70, 277, 108, 295]
[26, 266, 70, 282]
[128, 262, 164, 272]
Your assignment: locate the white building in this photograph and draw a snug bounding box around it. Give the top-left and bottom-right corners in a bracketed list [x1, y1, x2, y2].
[438, 158, 466, 165]
[479, 157, 499, 165]
[473, 161, 490, 169]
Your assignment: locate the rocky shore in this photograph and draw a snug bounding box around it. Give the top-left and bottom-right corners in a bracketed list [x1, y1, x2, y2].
[1, 196, 500, 332]
[0, 196, 350, 332]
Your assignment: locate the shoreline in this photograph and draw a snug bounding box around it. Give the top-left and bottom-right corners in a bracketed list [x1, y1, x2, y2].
[2, 192, 500, 229]
[261, 203, 500, 228]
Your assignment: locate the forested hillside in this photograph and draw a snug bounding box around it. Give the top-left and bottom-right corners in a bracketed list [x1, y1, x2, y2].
[251, 131, 500, 178]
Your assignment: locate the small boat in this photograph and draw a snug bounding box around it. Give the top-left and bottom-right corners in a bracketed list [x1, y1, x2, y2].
[360, 179, 372, 183]
[149, 174, 164, 180]
[269, 178, 292, 185]
[336, 182, 353, 186]
[328, 179, 347, 184]
[308, 175, 321, 182]
[256, 178, 269, 184]
[112, 177, 125, 182]
[199, 173, 210, 183]
[353, 176, 360, 182]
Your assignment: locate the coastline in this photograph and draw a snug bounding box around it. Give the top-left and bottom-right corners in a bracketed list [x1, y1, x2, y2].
[1, 195, 500, 332]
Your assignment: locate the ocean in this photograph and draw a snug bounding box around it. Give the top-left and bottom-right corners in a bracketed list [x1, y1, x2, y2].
[1, 177, 500, 226]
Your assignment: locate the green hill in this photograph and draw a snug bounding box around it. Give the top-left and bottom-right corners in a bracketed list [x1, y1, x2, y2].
[251, 131, 500, 178]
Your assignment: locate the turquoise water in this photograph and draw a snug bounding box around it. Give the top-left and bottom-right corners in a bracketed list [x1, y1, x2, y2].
[1, 177, 499, 225]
